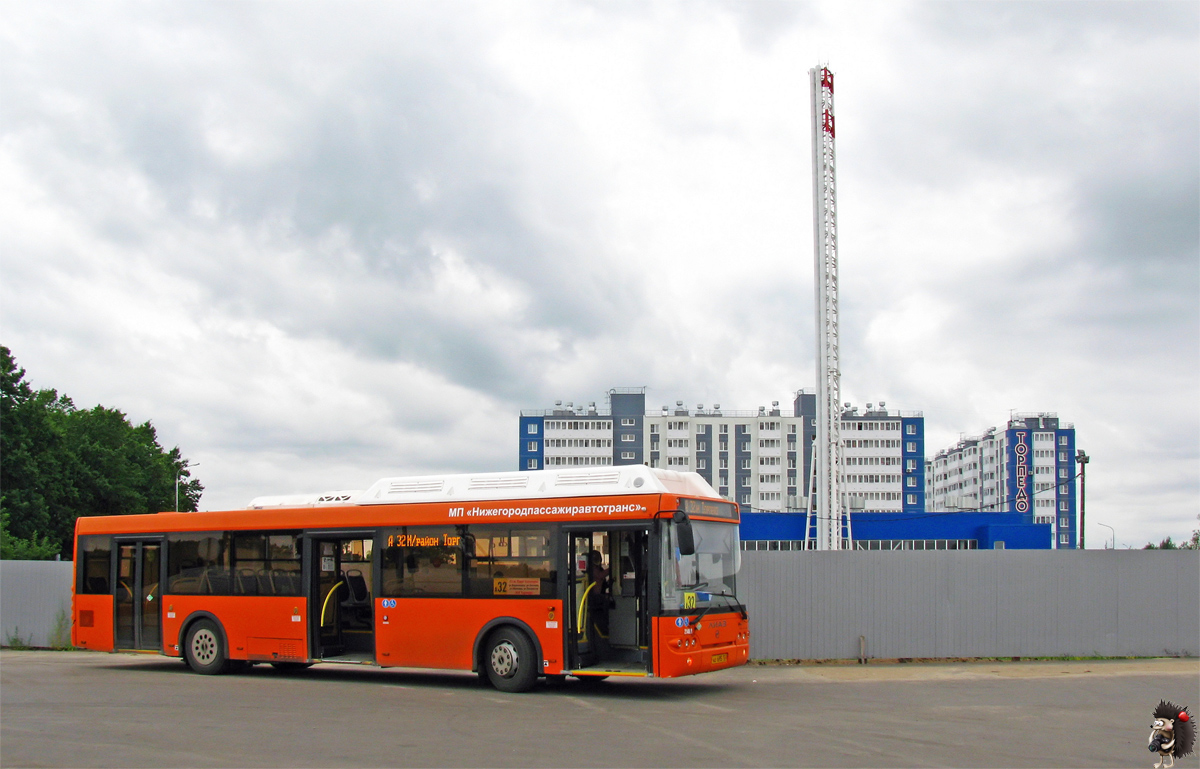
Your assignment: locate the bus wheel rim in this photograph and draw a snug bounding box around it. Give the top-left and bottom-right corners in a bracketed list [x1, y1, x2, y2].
[490, 641, 517, 678]
[191, 628, 218, 665]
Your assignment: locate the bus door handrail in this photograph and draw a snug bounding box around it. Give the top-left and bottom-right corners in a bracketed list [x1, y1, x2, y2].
[577, 581, 595, 640]
[319, 580, 345, 626]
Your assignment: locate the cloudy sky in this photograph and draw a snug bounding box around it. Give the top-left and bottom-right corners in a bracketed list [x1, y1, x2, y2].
[2, 1, 1196, 546]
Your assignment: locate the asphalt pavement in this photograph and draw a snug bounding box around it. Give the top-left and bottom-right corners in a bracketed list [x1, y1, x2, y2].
[1, 651, 1197, 768]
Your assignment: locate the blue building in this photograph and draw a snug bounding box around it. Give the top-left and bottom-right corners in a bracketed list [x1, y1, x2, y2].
[740, 511, 1051, 550]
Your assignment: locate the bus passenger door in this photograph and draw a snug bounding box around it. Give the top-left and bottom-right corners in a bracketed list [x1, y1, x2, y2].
[114, 539, 162, 651]
[565, 528, 650, 674]
[308, 536, 375, 661]
[311, 540, 344, 657]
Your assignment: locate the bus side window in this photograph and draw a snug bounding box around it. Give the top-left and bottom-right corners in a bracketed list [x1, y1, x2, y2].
[167, 532, 231, 595]
[78, 536, 111, 594]
[380, 527, 463, 597]
[464, 525, 555, 597]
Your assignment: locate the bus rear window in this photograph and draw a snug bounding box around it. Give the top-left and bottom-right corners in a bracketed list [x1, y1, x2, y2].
[78, 536, 111, 594]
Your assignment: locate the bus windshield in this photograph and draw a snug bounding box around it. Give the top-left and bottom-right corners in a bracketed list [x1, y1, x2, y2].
[661, 520, 741, 612]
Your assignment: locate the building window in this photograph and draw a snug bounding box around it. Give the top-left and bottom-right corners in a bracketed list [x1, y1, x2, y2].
[906, 477, 916, 488]
[696, 424, 707, 434]
[526, 459, 538, 470]
[740, 458, 751, 470]
[1059, 533, 1069, 544]
[1059, 468, 1068, 478]
[905, 459, 915, 472]
[527, 423, 538, 434]
[1059, 517, 1068, 528]
[740, 477, 751, 487]
[905, 424, 915, 435]
[697, 459, 706, 469]
[526, 441, 538, 451]
[719, 457, 728, 469]
[739, 494, 751, 504]
[1059, 500, 1069, 511]
[621, 418, 635, 427]
[720, 425, 728, 434]
[650, 424, 659, 434]
[1059, 436, 1068, 446]
[621, 434, 635, 442]
[905, 442, 916, 453]
[621, 451, 635, 460]
[906, 494, 916, 505]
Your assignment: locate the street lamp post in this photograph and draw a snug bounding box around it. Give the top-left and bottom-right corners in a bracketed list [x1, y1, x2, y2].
[1076, 450, 1089, 549]
[176, 462, 199, 512]
[1097, 522, 1115, 550]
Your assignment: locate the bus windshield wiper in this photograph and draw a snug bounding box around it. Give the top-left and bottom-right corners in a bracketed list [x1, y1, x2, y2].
[690, 589, 747, 623]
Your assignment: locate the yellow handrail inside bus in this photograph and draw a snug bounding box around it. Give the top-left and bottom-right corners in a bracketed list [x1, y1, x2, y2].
[577, 581, 595, 640]
[319, 580, 345, 626]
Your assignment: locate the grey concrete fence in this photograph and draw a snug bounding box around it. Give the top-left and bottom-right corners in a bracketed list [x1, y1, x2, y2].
[741, 549, 1199, 660]
[1, 560, 74, 648]
[3, 551, 1197, 659]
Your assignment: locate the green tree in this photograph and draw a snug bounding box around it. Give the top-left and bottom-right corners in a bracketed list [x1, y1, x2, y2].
[0, 511, 60, 560]
[1143, 536, 1178, 550]
[0, 346, 202, 558]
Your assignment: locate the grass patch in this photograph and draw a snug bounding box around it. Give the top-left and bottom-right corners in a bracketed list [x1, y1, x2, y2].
[3, 627, 33, 650]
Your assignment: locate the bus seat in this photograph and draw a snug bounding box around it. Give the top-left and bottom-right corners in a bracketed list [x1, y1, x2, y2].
[256, 570, 274, 595]
[237, 569, 259, 595]
[342, 569, 370, 606]
[203, 569, 232, 595]
[273, 570, 300, 595]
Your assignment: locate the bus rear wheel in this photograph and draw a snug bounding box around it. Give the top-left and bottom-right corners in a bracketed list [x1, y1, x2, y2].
[484, 627, 538, 693]
[184, 619, 229, 675]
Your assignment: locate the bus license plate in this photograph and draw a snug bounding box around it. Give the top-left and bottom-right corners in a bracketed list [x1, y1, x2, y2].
[711, 653, 728, 664]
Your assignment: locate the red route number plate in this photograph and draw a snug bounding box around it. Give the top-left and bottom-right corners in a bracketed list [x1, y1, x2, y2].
[711, 653, 728, 664]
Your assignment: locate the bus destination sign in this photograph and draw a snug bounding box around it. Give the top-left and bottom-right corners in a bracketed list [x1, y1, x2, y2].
[679, 498, 738, 520]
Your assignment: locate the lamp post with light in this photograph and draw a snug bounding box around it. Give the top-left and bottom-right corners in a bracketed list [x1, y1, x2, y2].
[176, 462, 199, 512]
[1076, 450, 1089, 549]
[1097, 522, 1114, 550]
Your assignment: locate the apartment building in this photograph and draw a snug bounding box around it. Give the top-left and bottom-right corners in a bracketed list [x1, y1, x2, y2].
[520, 388, 925, 514]
[925, 413, 1077, 548]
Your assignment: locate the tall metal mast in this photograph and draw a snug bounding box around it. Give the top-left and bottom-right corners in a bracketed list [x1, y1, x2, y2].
[809, 65, 849, 550]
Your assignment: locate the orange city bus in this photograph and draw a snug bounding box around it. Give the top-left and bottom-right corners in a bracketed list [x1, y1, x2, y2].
[72, 466, 749, 692]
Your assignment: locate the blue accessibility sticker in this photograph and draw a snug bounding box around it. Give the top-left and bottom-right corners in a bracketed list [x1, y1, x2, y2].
[675, 616, 690, 627]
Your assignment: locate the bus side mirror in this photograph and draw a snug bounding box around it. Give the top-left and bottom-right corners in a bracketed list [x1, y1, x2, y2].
[672, 511, 696, 556]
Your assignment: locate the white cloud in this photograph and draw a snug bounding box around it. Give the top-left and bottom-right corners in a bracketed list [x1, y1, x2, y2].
[1, 0, 1195, 545]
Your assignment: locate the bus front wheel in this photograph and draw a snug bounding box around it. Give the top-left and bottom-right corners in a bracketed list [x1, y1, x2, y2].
[184, 619, 229, 675]
[484, 627, 538, 693]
